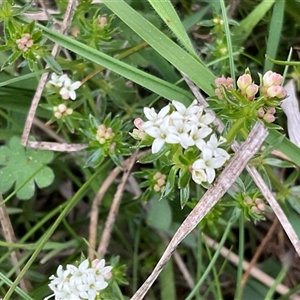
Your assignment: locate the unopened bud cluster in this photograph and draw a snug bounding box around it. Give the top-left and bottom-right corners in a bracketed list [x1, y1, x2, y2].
[153, 172, 166, 192]
[244, 196, 266, 214]
[215, 70, 286, 101]
[53, 104, 73, 119]
[16, 33, 34, 52]
[96, 124, 115, 145]
[257, 107, 276, 123]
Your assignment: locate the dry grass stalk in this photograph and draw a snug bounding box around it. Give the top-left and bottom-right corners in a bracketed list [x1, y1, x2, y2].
[131, 122, 268, 300]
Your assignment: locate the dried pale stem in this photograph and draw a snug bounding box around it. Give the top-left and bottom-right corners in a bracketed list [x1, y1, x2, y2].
[97, 151, 138, 257]
[21, 0, 78, 146]
[158, 232, 194, 289]
[247, 165, 300, 257]
[241, 219, 279, 290]
[88, 150, 149, 260]
[131, 122, 268, 300]
[0, 193, 31, 292]
[204, 234, 300, 300]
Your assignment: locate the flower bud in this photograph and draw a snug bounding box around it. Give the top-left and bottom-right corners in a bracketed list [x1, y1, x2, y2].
[257, 107, 265, 118]
[134, 118, 144, 130]
[157, 178, 165, 187]
[266, 85, 287, 99]
[237, 74, 252, 91]
[66, 108, 73, 115]
[54, 111, 62, 119]
[267, 107, 276, 114]
[263, 113, 275, 123]
[263, 71, 283, 87]
[245, 83, 258, 100]
[57, 104, 67, 113]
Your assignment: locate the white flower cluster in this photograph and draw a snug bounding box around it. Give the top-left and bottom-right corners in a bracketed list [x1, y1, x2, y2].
[135, 100, 230, 185]
[45, 259, 112, 300]
[49, 73, 81, 100]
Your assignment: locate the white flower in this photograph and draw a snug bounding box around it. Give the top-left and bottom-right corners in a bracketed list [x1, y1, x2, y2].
[141, 105, 170, 130]
[60, 78, 81, 100]
[191, 166, 207, 185]
[192, 147, 227, 184]
[204, 134, 230, 159]
[190, 126, 213, 149]
[67, 259, 91, 286]
[144, 116, 180, 153]
[49, 73, 68, 87]
[92, 259, 113, 281]
[171, 100, 202, 121]
[167, 118, 194, 149]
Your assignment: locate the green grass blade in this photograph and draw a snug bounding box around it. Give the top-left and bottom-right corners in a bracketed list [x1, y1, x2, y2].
[147, 0, 199, 60]
[38, 25, 193, 105]
[266, 130, 300, 166]
[219, 0, 236, 84]
[102, 0, 216, 96]
[233, 0, 276, 45]
[264, 0, 285, 72]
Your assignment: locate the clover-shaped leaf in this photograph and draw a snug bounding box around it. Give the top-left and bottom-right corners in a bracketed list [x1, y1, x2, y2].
[0, 136, 55, 199]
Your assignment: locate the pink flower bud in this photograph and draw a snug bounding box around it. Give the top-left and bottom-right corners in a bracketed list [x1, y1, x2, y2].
[263, 71, 283, 87]
[98, 16, 108, 27]
[157, 178, 165, 187]
[214, 88, 223, 99]
[61, 93, 70, 100]
[237, 74, 252, 91]
[153, 184, 161, 192]
[245, 83, 258, 100]
[215, 76, 228, 87]
[54, 111, 62, 119]
[257, 107, 265, 118]
[266, 107, 276, 114]
[134, 118, 144, 130]
[263, 113, 275, 123]
[57, 104, 67, 113]
[266, 85, 287, 99]
[66, 108, 73, 115]
[26, 39, 34, 48]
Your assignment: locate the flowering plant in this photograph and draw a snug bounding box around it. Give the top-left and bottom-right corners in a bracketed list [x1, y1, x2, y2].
[210, 69, 287, 143]
[44, 258, 113, 300]
[132, 100, 230, 207]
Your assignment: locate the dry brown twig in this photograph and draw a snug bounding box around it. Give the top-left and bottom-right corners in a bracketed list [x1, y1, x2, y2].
[97, 150, 138, 257]
[0, 194, 31, 292]
[131, 122, 268, 300]
[21, 0, 81, 152]
[203, 234, 300, 300]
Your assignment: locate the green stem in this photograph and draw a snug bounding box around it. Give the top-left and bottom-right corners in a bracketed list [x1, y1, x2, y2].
[234, 214, 245, 300]
[225, 118, 246, 144]
[185, 208, 240, 300]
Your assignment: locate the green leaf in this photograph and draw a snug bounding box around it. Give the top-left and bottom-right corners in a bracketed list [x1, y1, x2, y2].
[263, 0, 285, 72]
[147, 198, 172, 231]
[147, 0, 198, 59]
[265, 130, 300, 167]
[0, 136, 54, 200]
[102, 0, 216, 96]
[138, 147, 168, 164]
[264, 158, 296, 168]
[42, 55, 62, 74]
[178, 167, 191, 189]
[38, 23, 193, 105]
[180, 185, 190, 209]
[161, 165, 178, 199]
[232, 0, 276, 45]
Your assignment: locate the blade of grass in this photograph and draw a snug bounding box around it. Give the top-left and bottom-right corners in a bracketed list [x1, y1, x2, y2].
[233, 0, 276, 45]
[102, 0, 216, 96]
[35, 25, 194, 105]
[219, 0, 236, 84]
[147, 0, 199, 60]
[266, 130, 300, 166]
[264, 0, 285, 72]
[185, 208, 240, 300]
